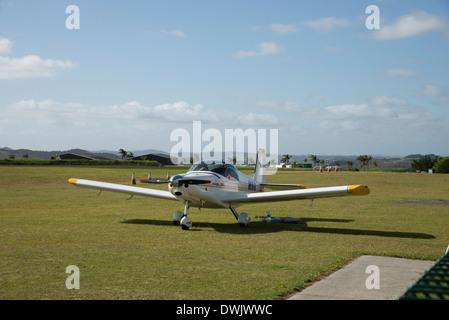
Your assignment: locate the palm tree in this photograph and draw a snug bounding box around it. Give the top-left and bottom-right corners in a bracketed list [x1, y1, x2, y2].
[281, 154, 292, 164]
[347, 161, 354, 170]
[119, 149, 127, 159]
[309, 155, 318, 167]
[356, 155, 372, 171]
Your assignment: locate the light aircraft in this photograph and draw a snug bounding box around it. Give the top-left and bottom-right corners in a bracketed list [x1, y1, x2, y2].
[68, 150, 370, 230]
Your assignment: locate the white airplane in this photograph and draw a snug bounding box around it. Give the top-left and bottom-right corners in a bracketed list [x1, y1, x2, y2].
[68, 150, 370, 230]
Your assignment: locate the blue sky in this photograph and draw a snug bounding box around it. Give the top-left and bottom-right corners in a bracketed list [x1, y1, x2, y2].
[0, 0, 448, 156]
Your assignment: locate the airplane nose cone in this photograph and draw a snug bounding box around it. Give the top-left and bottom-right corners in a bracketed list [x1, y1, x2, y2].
[170, 174, 183, 187]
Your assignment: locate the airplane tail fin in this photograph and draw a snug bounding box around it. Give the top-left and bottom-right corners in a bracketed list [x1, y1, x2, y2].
[254, 149, 266, 184]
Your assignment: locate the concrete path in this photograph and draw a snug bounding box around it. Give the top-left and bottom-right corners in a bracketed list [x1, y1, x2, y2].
[288, 255, 434, 300]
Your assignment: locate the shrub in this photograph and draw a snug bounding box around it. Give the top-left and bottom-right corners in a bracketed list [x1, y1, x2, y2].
[411, 155, 441, 171]
[433, 157, 449, 173]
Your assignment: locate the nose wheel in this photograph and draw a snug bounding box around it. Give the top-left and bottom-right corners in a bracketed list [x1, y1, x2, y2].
[178, 201, 192, 230]
[180, 216, 192, 230]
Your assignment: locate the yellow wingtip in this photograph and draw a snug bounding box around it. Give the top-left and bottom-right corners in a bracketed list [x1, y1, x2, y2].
[349, 185, 370, 195]
[68, 178, 78, 184]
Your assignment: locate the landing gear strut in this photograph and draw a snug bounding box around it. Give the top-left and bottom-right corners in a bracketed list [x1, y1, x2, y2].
[230, 206, 250, 227]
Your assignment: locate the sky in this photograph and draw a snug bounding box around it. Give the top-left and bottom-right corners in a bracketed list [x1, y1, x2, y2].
[0, 0, 448, 157]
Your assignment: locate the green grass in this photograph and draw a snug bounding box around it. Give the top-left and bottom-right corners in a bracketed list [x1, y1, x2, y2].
[1, 166, 448, 299]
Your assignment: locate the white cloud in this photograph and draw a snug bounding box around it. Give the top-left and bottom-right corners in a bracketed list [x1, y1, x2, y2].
[415, 84, 447, 97]
[0, 55, 76, 79]
[0, 38, 76, 79]
[324, 103, 371, 118]
[0, 38, 12, 55]
[303, 17, 351, 32]
[161, 30, 186, 37]
[322, 96, 406, 120]
[236, 113, 279, 126]
[0, 99, 279, 138]
[283, 101, 306, 113]
[306, 94, 325, 102]
[382, 68, 416, 78]
[371, 11, 446, 40]
[367, 96, 407, 107]
[252, 100, 280, 109]
[234, 42, 285, 58]
[415, 84, 448, 104]
[269, 23, 300, 34]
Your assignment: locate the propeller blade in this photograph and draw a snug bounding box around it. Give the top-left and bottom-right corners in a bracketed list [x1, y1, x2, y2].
[170, 179, 211, 187]
[140, 178, 211, 186]
[140, 179, 170, 184]
[176, 179, 211, 185]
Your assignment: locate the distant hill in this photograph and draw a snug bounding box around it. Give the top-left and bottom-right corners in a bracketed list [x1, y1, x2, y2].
[0, 148, 120, 160]
[1, 148, 445, 169]
[0, 147, 171, 160]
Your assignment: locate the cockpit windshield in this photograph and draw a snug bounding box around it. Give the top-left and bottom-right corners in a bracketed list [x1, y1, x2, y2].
[188, 162, 240, 181]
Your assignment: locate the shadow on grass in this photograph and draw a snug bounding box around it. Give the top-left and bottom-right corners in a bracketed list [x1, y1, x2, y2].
[121, 218, 435, 239]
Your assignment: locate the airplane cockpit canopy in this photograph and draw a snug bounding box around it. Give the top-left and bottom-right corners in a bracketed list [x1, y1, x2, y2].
[188, 162, 240, 181]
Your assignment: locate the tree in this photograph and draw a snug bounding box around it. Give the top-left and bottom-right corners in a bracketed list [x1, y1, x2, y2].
[368, 155, 373, 170]
[347, 161, 354, 170]
[309, 155, 318, 167]
[433, 157, 449, 173]
[119, 149, 127, 159]
[411, 155, 441, 171]
[281, 154, 292, 164]
[356, 155, 372, 171]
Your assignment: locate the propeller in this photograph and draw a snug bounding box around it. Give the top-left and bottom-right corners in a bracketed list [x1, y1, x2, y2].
[140, 176, 211, 187]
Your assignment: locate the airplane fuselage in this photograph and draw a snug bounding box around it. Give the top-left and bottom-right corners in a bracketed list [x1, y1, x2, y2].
[168, 171, 260, 208]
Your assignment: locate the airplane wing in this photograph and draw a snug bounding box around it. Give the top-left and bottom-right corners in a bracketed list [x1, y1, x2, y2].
[68, 178, 178, 201]
[260, 183, 306, 190]
[222, 185, 369, 204]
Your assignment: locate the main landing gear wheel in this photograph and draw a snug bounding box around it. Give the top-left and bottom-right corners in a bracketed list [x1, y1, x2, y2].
[230, 206, 250, 227]
[238, 212, 250, 227]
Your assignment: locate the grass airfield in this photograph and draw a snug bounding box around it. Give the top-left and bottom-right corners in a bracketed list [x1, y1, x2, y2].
[1, 165, 448, 300]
